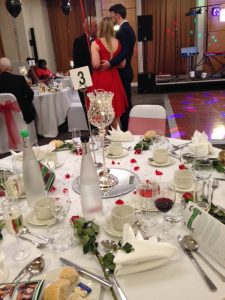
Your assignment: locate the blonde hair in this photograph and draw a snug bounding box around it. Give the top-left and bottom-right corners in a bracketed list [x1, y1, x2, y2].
[97, 17, 115, 53]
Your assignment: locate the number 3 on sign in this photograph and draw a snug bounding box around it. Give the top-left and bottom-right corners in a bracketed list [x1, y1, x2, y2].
[70, 66, 93, 90]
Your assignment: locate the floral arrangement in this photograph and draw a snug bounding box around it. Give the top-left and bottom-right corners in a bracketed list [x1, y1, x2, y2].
[71, 216, 133, 300]
[134, 130, 157, 152]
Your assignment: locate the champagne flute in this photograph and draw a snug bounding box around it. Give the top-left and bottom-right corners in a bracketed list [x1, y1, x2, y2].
[48, 181, 72, 251]
[1, 199, 30, 260]
[72, 128, 82, 155]
[154, 181, 176, 240]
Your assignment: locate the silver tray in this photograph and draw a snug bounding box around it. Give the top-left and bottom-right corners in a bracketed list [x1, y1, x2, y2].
[72, 168, 140, 199]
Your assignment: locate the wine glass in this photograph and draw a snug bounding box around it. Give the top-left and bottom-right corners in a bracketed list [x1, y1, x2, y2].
[153, 136, 170, 151]
[154, 181, 176, 240]
[72, 128, 82, 154]
[48, 181, 72, 251]
[3, 171, 21, 201]
[1, 199, 30, 260]
[136, 180, 158, 232]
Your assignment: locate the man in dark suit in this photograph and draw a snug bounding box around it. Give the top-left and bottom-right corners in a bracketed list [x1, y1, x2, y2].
[73, 17, 97, 125]
[101, 4, 136, 131]
[0, 57, 35, 124]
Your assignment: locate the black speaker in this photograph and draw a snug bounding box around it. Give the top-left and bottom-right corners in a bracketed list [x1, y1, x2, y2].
[138, 73, 155, 94]
[137, 15, 153, 42]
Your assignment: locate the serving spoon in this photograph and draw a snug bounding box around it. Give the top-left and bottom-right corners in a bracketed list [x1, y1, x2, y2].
[182, 235, 225, 281]
[27, 254, 45, 281]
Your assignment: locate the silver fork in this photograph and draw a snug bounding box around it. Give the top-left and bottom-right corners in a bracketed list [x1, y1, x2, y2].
[211, 179, 218, 204]
[18, 234, 47, 248]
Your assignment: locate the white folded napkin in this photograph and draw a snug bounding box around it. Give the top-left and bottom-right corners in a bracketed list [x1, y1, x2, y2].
[114, 224, 177, 276]
[108, 124, 133, 142]
[10, 144, 54, 161]
[189, 130, 213, 155]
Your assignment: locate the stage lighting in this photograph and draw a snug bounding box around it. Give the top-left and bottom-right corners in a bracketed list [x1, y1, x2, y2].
[211, 7, 220, 16]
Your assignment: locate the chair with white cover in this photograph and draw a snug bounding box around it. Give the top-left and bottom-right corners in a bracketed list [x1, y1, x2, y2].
[0, 93, 37, 154]
[128, 105, 166, 135]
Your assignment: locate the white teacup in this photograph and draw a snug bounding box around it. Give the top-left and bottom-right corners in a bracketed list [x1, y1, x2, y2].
[34, 197, 53, 220]
[174, 169, 194, 189]
[108, 142, 123, 156]
[111, 204, 135, 231]
[153, 149, 169, 164]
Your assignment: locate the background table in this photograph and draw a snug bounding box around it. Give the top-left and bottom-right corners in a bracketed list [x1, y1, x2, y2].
[0, 137, 225, 300]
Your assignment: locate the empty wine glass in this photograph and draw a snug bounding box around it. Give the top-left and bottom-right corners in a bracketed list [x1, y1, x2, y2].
[153, 136, 170, 151]
[154, 181, 176, 240]
[1, 199, 30, 260]
[48, 181, 72, 251]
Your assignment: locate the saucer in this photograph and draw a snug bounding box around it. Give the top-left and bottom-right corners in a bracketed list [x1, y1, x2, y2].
[102, 216, 123, 237]
[106, 149, 129, 159]
[148, 157, 175, 167]
[26, 210, 56, 226]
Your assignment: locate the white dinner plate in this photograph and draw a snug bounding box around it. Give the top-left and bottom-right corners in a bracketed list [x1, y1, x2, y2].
[148, 157, 175, 167]
[102, 216, 123, 238]
[106, 149, 129, 159]
[26, 210, 56, 226]
[42, 268, 101, 300]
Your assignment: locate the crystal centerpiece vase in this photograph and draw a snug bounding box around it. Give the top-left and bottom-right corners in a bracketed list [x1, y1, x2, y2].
[87, 90, 118, 189]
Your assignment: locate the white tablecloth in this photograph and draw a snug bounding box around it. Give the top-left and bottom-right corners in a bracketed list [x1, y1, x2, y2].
[1, 137, 225, 300]
[33, 88, 74, 137]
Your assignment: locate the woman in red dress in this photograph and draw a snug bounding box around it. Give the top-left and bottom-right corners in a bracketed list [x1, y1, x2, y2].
[89, 17, 128, 129]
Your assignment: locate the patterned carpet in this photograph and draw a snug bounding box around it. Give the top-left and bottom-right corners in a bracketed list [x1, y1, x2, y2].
[164, 90, 225, 145]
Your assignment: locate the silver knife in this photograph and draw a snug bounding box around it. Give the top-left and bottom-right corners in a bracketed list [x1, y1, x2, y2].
[213, 178, 225, 181]
[177, 236, 217, 291]
[59, 257, 113, 288]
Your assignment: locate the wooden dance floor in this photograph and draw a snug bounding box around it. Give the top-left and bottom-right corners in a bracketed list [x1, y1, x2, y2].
[164, 90, 225, 144]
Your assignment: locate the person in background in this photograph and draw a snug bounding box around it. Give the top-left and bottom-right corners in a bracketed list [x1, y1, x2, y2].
[101, 3, 136, 131]
[36, 59, 53, 81]
[0, 57, 35, 124]
[88, 16, 128, 129]
[73, 16, 98, 125]
[26, 57, 39, 85]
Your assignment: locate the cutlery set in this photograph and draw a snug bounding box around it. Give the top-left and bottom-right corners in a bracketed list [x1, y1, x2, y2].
[177, 235, 225, 292]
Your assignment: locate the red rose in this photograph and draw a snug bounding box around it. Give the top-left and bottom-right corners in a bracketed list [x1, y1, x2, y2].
[155, 170, 163, 176]
[65, 174, 71, 179]
[134, 149, 142, 154]
[70, 215, 80, 223]
[115, 199, 124, 205]
[130, 158, 137, 164]
[134, 166, 140, 171]
[112, 160, 115, 165]
[179, 164, 187, 170]
[183, 192, 193, 203]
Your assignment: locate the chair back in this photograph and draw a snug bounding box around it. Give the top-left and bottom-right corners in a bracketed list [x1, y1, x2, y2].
[0, 93, 37, 154]
[128, 105, 166, 135]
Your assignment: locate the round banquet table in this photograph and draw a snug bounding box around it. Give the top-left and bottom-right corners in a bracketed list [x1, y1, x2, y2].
[0, 137, 225, 300]
[33, 87, 72, 138]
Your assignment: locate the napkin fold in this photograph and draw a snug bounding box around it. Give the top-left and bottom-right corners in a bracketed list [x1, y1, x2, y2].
[114, 224, 177, 276]
[189, 130, 213, 155]
[108, 124, 133, 142]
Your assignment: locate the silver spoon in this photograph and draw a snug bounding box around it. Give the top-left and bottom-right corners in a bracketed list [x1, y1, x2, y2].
[20, 226, 49, 242]
[18, 234, 47, 249]
[27, 254, 45, 281]
[182, 235, 225, 281]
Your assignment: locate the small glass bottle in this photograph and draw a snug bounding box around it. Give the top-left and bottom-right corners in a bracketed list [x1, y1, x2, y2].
[20, 130, 46, 208]
[80, 135, 103, 219]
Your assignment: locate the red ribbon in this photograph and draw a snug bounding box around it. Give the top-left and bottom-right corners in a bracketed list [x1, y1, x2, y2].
[0, 100, 21, 149]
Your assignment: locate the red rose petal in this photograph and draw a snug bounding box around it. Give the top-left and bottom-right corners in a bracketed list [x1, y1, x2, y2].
[134, 149, 142, 154]
[112, 160, 115, 165]
[134, 166, 140, 171]
[0, 190, 5, 197]
[130, 158, 137, 163]
[70, 215, 80, 223]
[155, 170, 163, 176]
[133, 190, 137, 195]
[49, 186, 56, 192]
[65, 173, 71, 179]
[63, 188, 68, 193]
[179, 164, 187, 170]
[183, 192, 193, 199]
[115, 199, 124, 205]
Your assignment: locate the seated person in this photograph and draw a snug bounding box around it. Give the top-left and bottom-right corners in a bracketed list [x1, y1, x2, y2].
[36, 59, 53, 80]
[0, 57, 35, 124]
[26, 57, 39, 85]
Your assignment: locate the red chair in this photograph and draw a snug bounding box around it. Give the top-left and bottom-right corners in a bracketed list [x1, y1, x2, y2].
[0, 93, 37, 154]
[128, 105, 166, 135]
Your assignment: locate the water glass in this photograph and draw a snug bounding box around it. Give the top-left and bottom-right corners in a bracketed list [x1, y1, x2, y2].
[153, 136, 170, 151]
[1, 199, 29, 260]
[194, 180, 211, 212]
[193, 159, 213, 180]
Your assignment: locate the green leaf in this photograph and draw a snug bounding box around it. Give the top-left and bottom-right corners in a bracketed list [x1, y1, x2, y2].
[121, 242, 134, 253]
[83, 242, 94, 254]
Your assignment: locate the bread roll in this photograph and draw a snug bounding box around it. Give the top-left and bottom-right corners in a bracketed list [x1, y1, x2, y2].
[68, 293, 82, 300]
[60, 267, 79, 284]
[43, 278, 70, 300]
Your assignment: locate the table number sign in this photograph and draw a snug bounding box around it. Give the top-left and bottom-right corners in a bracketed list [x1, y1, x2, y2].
[70, 66, 93, 90]
[183, 202, 225, 268]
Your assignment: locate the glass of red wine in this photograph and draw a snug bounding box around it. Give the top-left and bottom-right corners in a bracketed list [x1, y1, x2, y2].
[154, 181, 176, 240]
